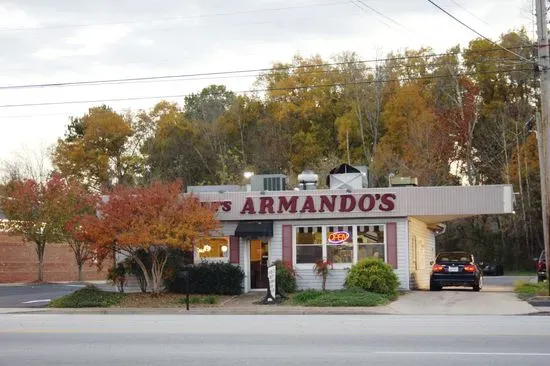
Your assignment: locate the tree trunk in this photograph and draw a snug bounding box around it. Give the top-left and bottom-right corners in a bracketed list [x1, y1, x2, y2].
[36, 241, 45, 282]
[78, 263, 83, 282]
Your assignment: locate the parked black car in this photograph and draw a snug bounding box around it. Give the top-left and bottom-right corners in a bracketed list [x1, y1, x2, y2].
[430, 251, 483, 291]
[537, 249, 547, 283]
[481, 261, 504, 276]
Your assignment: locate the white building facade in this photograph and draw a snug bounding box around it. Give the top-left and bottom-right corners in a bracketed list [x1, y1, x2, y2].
[193, 185, 514, 292]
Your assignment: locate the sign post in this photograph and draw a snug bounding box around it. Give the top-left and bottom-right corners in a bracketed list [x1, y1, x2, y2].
[261, 264, 277, 304]
[268, 265, 276, 301]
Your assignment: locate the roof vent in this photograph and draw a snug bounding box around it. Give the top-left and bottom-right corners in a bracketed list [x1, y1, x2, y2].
[389, 176, 418, 187]
[297, 170, 318, 190]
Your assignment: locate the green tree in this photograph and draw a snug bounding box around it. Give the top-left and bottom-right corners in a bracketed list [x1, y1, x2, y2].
[52, 105, 134, 190]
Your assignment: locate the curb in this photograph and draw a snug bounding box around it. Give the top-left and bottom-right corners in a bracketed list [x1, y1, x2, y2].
[0, 306, 398, 315]
[527, 296, 550, 307]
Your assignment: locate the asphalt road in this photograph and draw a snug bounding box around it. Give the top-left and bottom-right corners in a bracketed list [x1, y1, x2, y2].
[0, 314, 549, 365]
[0, 283, 119, 308]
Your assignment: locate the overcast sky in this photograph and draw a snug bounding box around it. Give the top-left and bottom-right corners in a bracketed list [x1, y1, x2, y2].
[0, 0, 534, 162]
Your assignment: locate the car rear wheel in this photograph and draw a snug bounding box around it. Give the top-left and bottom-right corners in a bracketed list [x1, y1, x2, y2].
[473, 277, 482, 292]
[430, 282, 442, 291]
[538, 275, 545, 283]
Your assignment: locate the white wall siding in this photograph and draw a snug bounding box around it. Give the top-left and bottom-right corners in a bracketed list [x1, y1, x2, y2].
[396, 219, 410, 290]
[276, 218, 410, 291]
[270, 222, 283, 264]
[296, 268, 349, 291]
[408, 217, 436, 290]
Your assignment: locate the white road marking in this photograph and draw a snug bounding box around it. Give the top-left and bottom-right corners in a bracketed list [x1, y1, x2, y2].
[22, 299, 51, 304]
[376, 351, 550, 356]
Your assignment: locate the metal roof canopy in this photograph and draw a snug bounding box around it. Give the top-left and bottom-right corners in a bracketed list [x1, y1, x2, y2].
[235, 221, 273, 238]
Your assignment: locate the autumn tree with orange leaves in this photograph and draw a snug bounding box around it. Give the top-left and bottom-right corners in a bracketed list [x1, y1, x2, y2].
[0, 174, 92, 282]
[81, 181, 219, 294]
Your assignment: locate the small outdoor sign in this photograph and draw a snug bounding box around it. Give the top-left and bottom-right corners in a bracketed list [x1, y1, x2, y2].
[328, 231, 350, 245]
[267, 265, 276, 301]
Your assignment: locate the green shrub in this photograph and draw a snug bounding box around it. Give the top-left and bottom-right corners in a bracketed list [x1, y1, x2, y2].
[345, 258, 400, 297]
[203, 295, 219, 304]
[187, 297, 203, 304]
[180, 295, 220, 305]
[166, 262, 244, 295]
[106, 263, 128, 293]
[49, 285, 122, 308]
[274, 260, 297, 295]
[294, 289, 323, 304]
[305, 288, 390, 307]
[515, 281, 550, 296]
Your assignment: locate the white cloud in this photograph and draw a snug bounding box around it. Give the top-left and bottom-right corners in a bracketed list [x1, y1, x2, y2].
[32, 24, 132, 60]
[0, 4, 39, 30]
[136, 38, 154, 47]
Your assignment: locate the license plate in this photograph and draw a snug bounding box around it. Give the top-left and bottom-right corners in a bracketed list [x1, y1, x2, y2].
[448, 266, 459, 272]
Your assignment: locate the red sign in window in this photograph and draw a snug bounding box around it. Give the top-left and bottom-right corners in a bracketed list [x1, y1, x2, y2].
[328, 231, 350, 245]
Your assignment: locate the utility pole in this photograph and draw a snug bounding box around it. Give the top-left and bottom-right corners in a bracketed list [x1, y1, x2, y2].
[536, 0, 550, 292]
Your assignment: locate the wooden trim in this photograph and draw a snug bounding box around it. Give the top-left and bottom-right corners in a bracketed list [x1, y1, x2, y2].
[229, 236, 240, 264]
[386, 222, 398, 269]
[282, 224, 293, 267]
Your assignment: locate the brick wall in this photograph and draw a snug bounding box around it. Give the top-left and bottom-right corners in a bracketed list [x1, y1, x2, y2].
[0, 233, 109, 283]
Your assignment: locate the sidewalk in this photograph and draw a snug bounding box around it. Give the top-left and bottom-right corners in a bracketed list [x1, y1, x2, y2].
[0, 289, 547, 316]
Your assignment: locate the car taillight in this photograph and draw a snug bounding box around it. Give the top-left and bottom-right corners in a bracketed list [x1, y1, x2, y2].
[432, 264, 445, 273]
[537, 261, 545, 271]
[463, 264, 476, 273]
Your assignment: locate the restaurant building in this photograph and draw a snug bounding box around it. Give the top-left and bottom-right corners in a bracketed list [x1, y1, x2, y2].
[190, 169, 514, 292]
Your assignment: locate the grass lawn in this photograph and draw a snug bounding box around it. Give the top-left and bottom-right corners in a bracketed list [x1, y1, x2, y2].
[291, 288, 391, 307]
[504, 270, 537, 276]
[514, 281, 550, 297]
[49, 286, 225, 308]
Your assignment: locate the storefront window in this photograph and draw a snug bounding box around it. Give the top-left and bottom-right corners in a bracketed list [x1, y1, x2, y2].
[294, 224, 386, 266]
[196, 237, 230, 260]
[357, 225, 385, 261]
[296, 226, 323, 264]
[326, 226, 353, 263]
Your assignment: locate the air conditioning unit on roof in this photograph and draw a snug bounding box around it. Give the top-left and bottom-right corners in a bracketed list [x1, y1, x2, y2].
[250, 174, 287, 191]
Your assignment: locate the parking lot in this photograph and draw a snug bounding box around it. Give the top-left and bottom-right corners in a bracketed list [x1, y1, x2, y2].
[387, 276, 539, 315]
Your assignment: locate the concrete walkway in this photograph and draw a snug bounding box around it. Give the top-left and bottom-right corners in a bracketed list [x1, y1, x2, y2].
[0, 290, 542, 315]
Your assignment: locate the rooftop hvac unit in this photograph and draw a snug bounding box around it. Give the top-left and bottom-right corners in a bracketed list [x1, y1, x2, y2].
[390, 176, 418, 187]
[297, 170, 318, 190]
[329, 173, 363, 190]
[250, 174, 287, 191]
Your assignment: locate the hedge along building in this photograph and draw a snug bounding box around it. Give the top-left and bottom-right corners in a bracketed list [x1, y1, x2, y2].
[189, 170, 514, 292]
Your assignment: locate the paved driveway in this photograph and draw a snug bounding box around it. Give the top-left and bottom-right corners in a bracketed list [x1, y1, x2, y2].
[0, 283, 122, 308]
[389, 276, 538, 315]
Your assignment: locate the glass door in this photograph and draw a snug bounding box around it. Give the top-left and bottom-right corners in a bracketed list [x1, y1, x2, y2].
[250, 239, 269, 289]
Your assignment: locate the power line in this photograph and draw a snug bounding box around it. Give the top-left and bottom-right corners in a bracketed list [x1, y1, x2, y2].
[352, 0, 415, 34]
[0, 46, 532, 91]
[0, 67, 533, 110]
[449, 0, 493, 28]
[0, 1, 349, 33]
[425, 0, 535, 64]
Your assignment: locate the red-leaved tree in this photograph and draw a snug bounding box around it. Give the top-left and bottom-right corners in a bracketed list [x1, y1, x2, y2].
[80, 180, 219, 294]
[60, 179, 101, 282]
[0, 174, 75, 282]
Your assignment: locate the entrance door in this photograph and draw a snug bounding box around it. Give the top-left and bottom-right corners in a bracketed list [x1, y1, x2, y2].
[250, 239, 269, 289]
